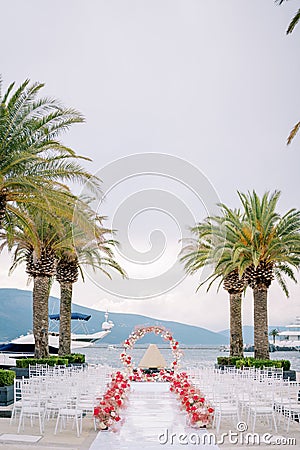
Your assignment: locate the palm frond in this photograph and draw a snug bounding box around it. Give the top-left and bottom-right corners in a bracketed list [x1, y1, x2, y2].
[287, 121, 300, 145]
[286, 8, 300, 34]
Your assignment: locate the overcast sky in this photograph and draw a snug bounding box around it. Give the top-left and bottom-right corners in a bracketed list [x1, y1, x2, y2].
[1, 0, 300, 331]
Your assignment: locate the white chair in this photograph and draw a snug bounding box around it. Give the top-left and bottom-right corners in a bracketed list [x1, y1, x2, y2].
[284, 398, 300, 431]
[212, 384, 240, 432]
[44, 388, 68, 421]
[54, 396, 83, 437]
[246, 384, 278, 433]
[10, 378, 23, 424]
[17, 380, 45, 434]
[29, 363, 48, 378]
[276, 382, 300, 432]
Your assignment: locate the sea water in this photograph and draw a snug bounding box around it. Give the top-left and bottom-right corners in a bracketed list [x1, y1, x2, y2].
[80, 345, 300, 371]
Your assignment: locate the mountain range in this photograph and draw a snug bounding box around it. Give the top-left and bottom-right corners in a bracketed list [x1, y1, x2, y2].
[0, 288, 284, 345]
[0, 288, 227, 345]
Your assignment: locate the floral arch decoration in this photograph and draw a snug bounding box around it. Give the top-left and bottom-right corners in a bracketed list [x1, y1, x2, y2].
[120, 325, 182, 373]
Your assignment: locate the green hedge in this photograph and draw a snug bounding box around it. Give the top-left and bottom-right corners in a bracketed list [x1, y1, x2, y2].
[0, 369, 16, 386]
[16, 357, 68, 368]
[236, 357, 290, 371]
[63, 353, 85, 364]
[217, 356, 291, 371]
[15, 353, 85, 368]
[217, 356, 241, 366]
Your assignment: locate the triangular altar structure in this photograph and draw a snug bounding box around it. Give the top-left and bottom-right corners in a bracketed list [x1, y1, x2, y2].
[138, 343, 167, 369]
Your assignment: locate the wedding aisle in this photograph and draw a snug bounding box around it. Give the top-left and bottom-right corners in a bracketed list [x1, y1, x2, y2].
[89, 382, 220, 449]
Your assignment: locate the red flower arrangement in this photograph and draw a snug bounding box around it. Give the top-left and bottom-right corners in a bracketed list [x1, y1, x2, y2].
[128, 368, 175, 382]
[93, 371, 130, 430]
[93, 369, 213, 432]
[170, 372, 214, 428]
[120, 325, 182, 374]
[109, 327, 213, 431]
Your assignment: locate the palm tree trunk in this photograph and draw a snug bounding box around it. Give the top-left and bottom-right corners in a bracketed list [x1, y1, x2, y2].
[33, 276, 51, 358]
[253, 285, 270, 360]
[58, 281, 73, 356]
[229, 292, 244, 357]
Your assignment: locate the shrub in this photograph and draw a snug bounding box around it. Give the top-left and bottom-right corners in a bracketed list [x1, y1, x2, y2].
[63, 353, 85, 364]
[217, 356, 291, 371]
[234, 357, 290, 370]
[281, 360, 291, 371]
[217, 356, 241, 366]
[15, 354, 85, 368]
[0, 369, 16, 386]
[16, 357, 68, 368]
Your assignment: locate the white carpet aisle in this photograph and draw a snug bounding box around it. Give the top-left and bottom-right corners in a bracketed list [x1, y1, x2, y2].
[89, 382, 220, 449]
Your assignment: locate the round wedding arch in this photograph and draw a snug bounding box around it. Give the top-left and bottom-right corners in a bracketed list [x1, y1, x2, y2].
[120, 325, 182, 373]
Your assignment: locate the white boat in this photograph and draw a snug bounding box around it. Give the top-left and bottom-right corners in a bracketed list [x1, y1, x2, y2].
[276, 317, 300, 350]
[107, 344, 117, 350]
[0, 311, 114, 355]
[219, 345, 229, 352]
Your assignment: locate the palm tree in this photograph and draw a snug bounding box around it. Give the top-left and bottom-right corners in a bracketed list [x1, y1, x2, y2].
[269, 328, 279, 345]
[8, 210, 67, 358]
[0, 77, 100, 228]
[0, 77, 102, 358]
[55, 210, 126, 356]
[222, 270, 246, 357]
[6, 194, 113, 358]
[181, 215, 246, 358]
[227, 191, 300, 359]
[55, 252, 78, 356]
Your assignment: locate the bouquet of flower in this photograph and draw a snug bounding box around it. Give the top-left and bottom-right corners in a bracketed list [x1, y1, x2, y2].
[170, 372, 214, 428]
[128, 368, 175, 382]
[129, 368, 143, 382]
[93, 404, 121, 430]
[94, 371, 130, 430]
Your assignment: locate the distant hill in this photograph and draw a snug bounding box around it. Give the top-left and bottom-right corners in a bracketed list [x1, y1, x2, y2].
[219, 325, 288, 345]
[219, 325, 254, 344]
[0, 288, 228, 345]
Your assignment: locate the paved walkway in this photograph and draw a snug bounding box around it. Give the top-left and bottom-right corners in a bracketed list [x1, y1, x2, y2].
[89, 382, 219, 449]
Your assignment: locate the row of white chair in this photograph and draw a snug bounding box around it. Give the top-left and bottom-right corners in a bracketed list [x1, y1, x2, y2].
[11, 364, 113, 437]
[187, 367, 300, 434]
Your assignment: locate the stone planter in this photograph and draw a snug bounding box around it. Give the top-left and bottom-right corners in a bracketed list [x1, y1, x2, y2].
[215, 364, 296, 381]
[68, 362, 87, 368]
[215, 364, 235, 371]
[0, 385, 14, 406]
[283, 370, 296, 381]
[10, 367, 29, 379]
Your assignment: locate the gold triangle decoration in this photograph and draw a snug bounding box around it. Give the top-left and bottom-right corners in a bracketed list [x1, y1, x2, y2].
[138, 343, 167, 369]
